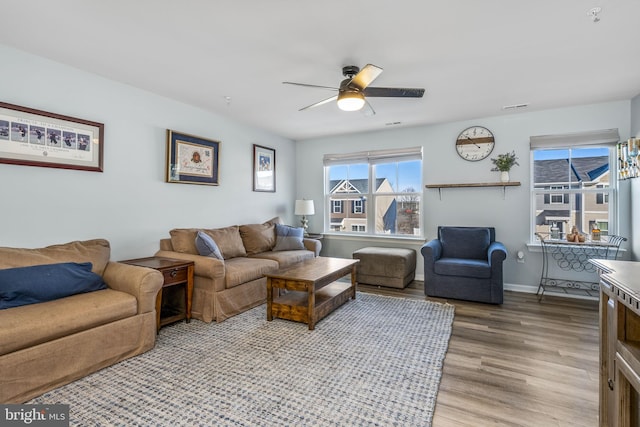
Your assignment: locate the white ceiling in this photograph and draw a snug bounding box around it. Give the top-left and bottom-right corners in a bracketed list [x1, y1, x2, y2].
[1, 1, 638, 141]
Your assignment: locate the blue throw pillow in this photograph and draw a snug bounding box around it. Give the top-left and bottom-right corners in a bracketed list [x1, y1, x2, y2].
[0, 262, 107, 310]
[273, 224, 305, 251]
[195, 230, 223, 260]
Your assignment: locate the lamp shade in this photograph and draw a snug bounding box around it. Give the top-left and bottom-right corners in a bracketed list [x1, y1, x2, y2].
[337, 90, 365, 111]
[294, 199, 315, 216]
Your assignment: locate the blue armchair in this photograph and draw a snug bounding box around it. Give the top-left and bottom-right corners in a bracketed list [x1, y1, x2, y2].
[421, 226, 507, 304]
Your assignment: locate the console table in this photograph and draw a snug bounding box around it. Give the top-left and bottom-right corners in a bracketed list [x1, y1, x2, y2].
[536, 233, 626, 299]
[592, 259, 640, 426]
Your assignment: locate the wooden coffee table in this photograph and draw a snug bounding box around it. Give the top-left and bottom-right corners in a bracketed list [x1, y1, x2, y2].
[265, 257, 359, 330]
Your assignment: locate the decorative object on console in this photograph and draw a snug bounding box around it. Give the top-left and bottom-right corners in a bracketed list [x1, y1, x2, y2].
[490, 150, 519, 182]
[455, 125, 495, 161]
[166, 129, 220, 186]
[252, 144, 276, 192]
[0, 101, 104, 172]
[566, 225, 582, 242]
[294, 199, 315, 236]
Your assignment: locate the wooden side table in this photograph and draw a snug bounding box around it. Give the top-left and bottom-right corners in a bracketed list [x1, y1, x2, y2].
[120, 256, 194, 332]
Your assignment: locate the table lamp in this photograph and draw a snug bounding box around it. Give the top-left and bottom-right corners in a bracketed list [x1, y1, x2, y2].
[294, 199, 315, 236]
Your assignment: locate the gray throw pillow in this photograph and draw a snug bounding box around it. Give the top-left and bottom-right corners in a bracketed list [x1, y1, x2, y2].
[195, 231, 223, 260]
[273, 224, 305, 251]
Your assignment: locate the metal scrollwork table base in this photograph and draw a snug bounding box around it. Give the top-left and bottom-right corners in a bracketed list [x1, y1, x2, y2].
[535, 233, 626, 300]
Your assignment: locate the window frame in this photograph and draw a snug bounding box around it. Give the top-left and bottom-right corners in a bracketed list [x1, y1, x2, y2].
[549, 185, 565, 204]
[530, 144, 618, 243]
[323, 147, 423, 239]
[352, 199, 364, 214]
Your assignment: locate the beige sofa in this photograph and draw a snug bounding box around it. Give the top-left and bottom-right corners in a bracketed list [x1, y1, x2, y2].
[0, 239, 163, 403]
[155, 218, 321, 323]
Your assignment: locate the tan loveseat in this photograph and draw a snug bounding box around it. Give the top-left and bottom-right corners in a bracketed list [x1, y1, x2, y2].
[155, 218, 321, 323]
[0, 239, 163, 403]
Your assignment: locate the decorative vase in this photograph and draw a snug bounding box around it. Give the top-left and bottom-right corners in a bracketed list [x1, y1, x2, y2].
[500, 171, 510, 183]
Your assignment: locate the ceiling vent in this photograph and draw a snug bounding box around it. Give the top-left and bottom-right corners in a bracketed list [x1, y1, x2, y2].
[502, 103, 530, 111]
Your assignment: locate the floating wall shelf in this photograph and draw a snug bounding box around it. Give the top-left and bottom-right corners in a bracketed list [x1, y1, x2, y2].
[425, 181, 521, 200]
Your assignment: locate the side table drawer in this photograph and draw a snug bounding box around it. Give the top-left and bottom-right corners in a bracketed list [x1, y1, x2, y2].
[162, 267, 188, 285]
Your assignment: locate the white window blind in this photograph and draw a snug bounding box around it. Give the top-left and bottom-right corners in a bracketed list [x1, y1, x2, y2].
[529, 128, 620, 149]
[323, 146, 422, 166]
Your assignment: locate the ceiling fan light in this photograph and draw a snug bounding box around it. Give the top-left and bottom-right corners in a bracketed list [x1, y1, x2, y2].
[337, 91, 365, 111]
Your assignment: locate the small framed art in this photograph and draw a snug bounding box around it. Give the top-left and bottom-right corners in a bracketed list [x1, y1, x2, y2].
[0, 101, 104, 172]
[253, 144, 275, 192]
[166, 130, 220, 186]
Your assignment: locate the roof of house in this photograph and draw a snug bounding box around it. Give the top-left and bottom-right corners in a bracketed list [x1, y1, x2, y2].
[534, 156, 609, 184]
[329, 178, 386, 194]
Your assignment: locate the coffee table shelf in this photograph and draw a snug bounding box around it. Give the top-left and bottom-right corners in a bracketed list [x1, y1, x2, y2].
[271, 282, 352, 324]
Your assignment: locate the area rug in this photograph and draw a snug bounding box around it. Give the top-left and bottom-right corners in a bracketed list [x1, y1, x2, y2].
[30, 293, 455, 426]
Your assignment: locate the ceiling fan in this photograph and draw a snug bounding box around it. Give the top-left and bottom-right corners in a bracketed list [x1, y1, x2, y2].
[283, 64, 425, 114]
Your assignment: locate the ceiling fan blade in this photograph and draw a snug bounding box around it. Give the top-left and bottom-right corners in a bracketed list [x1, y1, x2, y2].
[348, 64, 383, 91]
[363, 87, 425, 98]
[283, 82, 338, 91]
[299, 95, 338, 111]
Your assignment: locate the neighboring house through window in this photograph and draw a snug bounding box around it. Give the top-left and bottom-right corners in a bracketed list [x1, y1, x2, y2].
[324, 147, 423, 237]
[530, 129, 619, 240]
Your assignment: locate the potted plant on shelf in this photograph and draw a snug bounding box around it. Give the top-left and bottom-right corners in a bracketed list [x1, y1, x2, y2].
[490, 151, 519, 182]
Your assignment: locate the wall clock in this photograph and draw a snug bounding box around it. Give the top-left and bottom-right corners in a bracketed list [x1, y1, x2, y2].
[455, 126, 495, 161]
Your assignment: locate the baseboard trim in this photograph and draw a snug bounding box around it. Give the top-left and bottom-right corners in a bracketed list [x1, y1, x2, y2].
[504, 282, 597, 301]
[504, 283, 537, 294]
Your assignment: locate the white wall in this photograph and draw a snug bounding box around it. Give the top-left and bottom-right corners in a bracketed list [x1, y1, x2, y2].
[630, 93, 640, 261]
[296, 100, 632, 287]
[2, 43, 634, 282]
[0, 45, 296, 260]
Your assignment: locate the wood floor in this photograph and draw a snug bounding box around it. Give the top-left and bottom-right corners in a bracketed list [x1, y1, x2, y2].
[358, 281, 599, 427]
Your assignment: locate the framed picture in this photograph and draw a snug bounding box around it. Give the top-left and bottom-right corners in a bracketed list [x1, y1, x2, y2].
[166, 129, 220, 186]
[0, 101, 104, 172]
[253, 144, 275, 192]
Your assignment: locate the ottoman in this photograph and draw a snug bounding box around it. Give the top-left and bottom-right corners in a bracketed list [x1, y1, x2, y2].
[352, 247, 416, 289]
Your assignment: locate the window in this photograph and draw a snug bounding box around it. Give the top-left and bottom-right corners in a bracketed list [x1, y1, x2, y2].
[530, 129, 618, 241]
[596, 184, 609, 204]
[324, 147, 423, 237]
[353, 199, 364, 214]
[549, 185, 566, 204]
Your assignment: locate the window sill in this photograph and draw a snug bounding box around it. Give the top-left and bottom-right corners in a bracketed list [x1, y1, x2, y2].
[322, 233, 426, 244]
